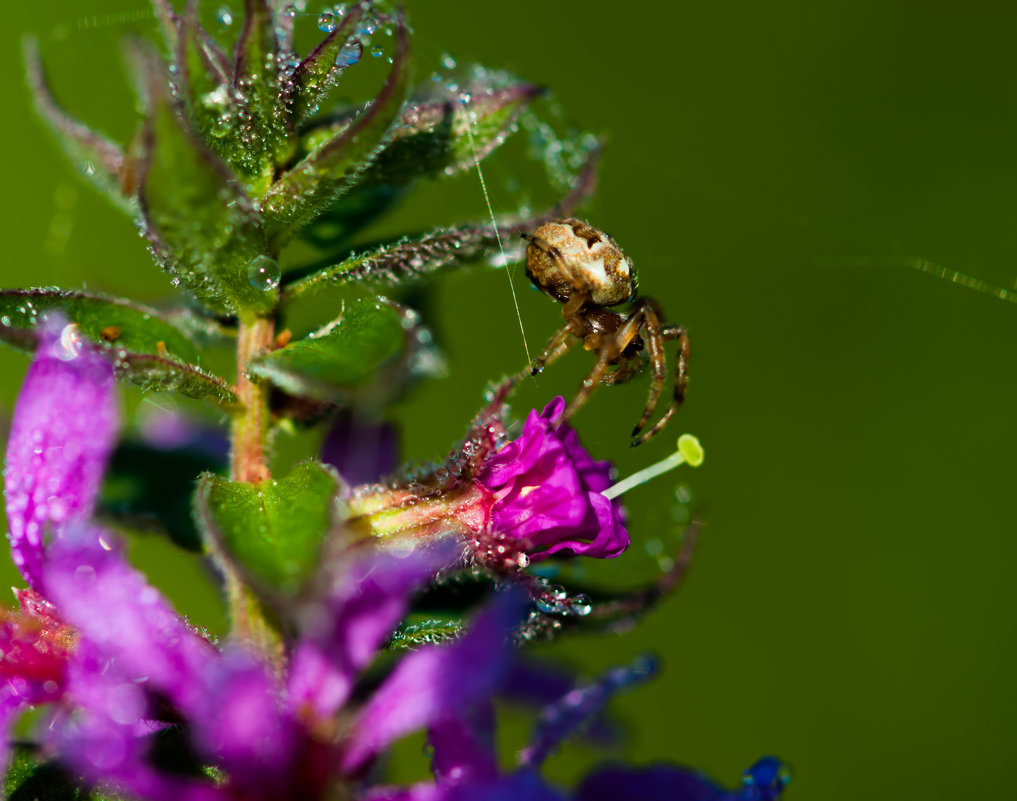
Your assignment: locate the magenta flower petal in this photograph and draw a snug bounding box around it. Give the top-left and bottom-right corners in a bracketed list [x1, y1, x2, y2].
[288, 542, 456, 722]
[476, 398, 628, 560]
[4, 323, 118, 587]
[341, 590, 525, 772]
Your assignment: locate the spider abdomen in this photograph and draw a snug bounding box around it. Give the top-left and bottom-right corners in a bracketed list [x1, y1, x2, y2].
[525, 218, 636, 307]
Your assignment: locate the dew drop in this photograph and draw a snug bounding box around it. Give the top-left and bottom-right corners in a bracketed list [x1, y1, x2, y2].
[318, 10, 336, 32]
[440, 52, 457, 70]
[570, 593, 592, 616]
[74, 564, 96, 585]
[216, 6, 234, 26]
[335, 40, 362, 67]
[358, 15, 377, 35]
[370, 44, 384, 58]
[248, 255, 281, 291]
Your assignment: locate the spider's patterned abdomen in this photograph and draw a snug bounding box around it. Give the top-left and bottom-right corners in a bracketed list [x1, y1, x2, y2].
[526, 218, 636, 307]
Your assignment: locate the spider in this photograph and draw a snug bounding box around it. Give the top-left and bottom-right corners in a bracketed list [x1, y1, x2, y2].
[521, 217, 689, 446]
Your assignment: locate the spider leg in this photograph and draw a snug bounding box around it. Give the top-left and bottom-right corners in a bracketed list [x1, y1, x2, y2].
[563, 312, 644, 421]
[630, 303, 669, 441]
[631, 323, 690, 446]
[528, 316, 584, 377]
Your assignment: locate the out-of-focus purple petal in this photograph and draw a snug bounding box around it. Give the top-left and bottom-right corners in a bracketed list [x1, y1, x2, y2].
[321, 411, 398, 485]
[574, 764, 730, 801]
[518, 655, 657, 769]
[189, 647, 299, 798]
[4, 323, 117, 587]
[341, 589, 526, 772]
[428, 707, 498, 784]
[364, 773, 564, 801]
[50, 640, 225, 801]
[362, 783, 443, 801]
[288, 541, 456, 723]
[42, 525, 216, 718]
[574, 759, 790, 801]
[138, 408, 229, 460]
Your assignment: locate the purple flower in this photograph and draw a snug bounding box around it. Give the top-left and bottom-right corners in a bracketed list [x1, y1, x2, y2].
[368, 656, 789, 801]
[4, 320, 118, 589]
[476, 397, 628, 560]
[0, 325, 525, 800]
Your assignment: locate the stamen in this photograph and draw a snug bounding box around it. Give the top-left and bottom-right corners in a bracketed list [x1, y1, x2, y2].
[602, 434, 704, 500]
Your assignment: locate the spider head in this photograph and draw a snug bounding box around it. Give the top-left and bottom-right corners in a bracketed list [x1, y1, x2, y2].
[524, 218, 636, 308]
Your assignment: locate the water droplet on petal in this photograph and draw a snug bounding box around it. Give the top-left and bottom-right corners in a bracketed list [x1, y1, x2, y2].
[248, 255, 281, 291]
[318, 10, 336, 32]
[74, 564, 96, 585]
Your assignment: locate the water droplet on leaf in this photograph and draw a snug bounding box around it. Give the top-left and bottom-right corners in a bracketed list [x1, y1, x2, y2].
[335, 40, 361, 67]
[217, 6, 234, 26]
[248, 255, 281, 291]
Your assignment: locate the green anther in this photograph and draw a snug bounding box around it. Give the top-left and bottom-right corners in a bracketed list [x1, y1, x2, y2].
[677, 434, 705, 467]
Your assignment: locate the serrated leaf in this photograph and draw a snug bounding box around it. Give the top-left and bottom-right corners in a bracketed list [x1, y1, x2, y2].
[178, 7, 236, 149]
[0, 289, 238, 409]
[196, 461, 343, 591]
[261, 13, 412, 244]
[316, 79, 543, 187]
[24, 37, 134, 214]
[286, 2, 366, 126]
[250, 297, 440, 402]
[233, 0, 289, 179]
[135, 44, 274, 315]
[282, 150, 600, 300]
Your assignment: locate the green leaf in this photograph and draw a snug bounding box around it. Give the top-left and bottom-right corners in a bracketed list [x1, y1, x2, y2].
[286, 3, 366, 126]
[177, 8, 236, 150]
[232, 0, 290, 181]
[196, 461, 344, 592]
[359, 79, 544, 186]
[282, 150, 600, 301]
[24, 37, 134, 214]
[0, 289, 238, 409]
[135, 44, 274, 316]
[389, 618, 464, 650]
[261, 13, 412, 244]
[250, 297, 441, 402]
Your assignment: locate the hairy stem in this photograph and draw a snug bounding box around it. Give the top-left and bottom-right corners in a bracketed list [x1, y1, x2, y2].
[226, 312, 281, 662]
[231, 314, 274, 483]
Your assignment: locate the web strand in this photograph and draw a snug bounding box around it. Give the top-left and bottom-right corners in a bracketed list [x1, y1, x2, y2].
[462, 100, 532, 365]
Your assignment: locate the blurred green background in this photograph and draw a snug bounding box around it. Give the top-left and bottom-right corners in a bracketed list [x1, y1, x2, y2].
[3, 1, 1017, 799]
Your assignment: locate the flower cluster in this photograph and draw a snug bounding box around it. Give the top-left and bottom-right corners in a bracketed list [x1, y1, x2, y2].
[1, 1, 790, 798]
